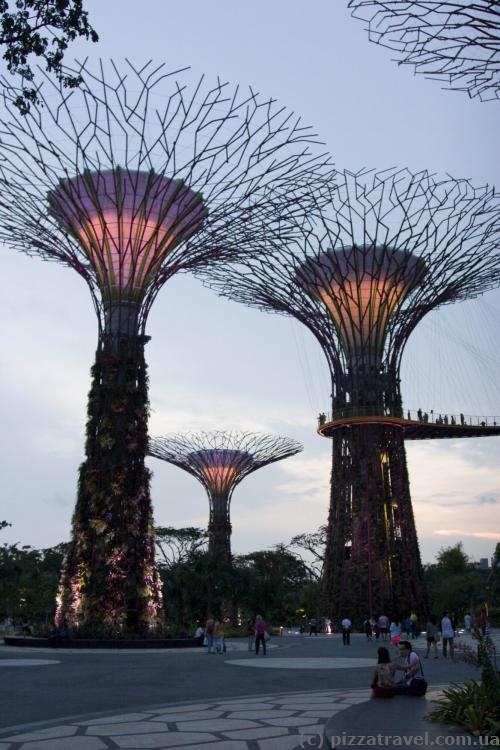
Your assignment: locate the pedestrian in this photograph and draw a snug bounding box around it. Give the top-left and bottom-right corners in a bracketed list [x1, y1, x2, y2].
[378, 613, 389, 641]
[441, 611, 455, 659]
[390, 618, 401, 645]
[424, 614, 439, 659]
[21, 618, 31, 637]
[363, 616, 373, 642]
[308, 617, 318, 636]
[410, 611, 418, 639]
[214, 618, 225, 654]
[402, 615, 412, 638]
[255, 614, 268, 656]
[246, 618, 255, 651]
[341, 616, 352, 645]
[464, 612, 472, 634]
[1, 617, 12, 636]
[205, 615, 215, 654]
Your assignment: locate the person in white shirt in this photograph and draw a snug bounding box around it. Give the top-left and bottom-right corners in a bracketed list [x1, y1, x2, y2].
[441, 612, 455, 659]
[341, 617, 352, 645]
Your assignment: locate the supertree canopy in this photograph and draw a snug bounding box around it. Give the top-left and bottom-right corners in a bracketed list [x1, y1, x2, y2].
[0, 60, 331, 635]
[149, 432, 303, 561]
[349, 1, 500, 101]
[199, 167, 500, 622]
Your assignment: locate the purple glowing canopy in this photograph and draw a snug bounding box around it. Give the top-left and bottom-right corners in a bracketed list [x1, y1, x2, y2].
[48, 168, 207, 303]
[297, 244, 426, 365]
[189, 449, 253, 496]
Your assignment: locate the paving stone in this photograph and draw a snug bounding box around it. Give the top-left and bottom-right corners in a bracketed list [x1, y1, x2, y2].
[15, 738, 107, 750]
[151, 710, 224, 722]
[213, 702, 277, 711]
[262, 717, 318, 727]
[85, 720, 169, 735]
[223, 726, 290, 740]
[2, 725, 79, 741]
[111, 732, 216, 748]
[178, 742, 248, 750]
[149, 703, 213, 713]
[79, 713, 152, 726]
[176, 718, 260, 732]
[278, 703, 338, 711]
[258, 735, 303, 750]
[227, 709, 295, 719]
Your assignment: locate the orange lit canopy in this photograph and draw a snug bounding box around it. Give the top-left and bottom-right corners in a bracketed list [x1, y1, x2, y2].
[48, 168, 207, 304]
[298, 245, 426, 367]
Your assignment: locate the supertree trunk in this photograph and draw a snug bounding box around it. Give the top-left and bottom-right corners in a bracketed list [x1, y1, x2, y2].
[208, 494, 232, 562]
[322, 418, 427, 624]
[56, 336, 163, 635]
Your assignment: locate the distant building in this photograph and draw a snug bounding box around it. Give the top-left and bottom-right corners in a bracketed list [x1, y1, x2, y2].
[473, 558, 490, 571]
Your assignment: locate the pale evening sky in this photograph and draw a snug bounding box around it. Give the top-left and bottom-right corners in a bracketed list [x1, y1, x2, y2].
[0, 1, 499, 564]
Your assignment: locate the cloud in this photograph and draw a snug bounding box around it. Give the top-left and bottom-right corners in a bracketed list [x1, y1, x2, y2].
[434, 529, 500, 540]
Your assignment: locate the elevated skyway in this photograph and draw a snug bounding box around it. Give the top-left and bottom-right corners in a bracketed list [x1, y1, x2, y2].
[317, 408, 500, 440]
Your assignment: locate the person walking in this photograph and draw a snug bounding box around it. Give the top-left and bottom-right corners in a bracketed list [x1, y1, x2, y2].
[424, 614, 439, 659]
[341, 616, 352, 645]
[464, 612, 472, 634]
[255, 614, 268, 656]
[378, 613, 389, 641]
[363, 616, 373, 642]
[441, 611, 455, 659]
[246, 618, 255, 652]
[410, 611, 418, 640]
[205, 615, 215, 654]
[214, 618, 225, 654]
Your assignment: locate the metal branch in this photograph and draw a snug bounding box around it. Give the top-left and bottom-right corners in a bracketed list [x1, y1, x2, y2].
[0, 59, 334, 337]
[349, 1, 500, 100]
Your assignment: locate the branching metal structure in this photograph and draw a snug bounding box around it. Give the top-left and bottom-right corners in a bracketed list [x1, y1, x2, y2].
[349, 1, 500, 101]
[199, 167, 500, 622]
[0, 59, 331, 635]
[150, 432, 302, 561]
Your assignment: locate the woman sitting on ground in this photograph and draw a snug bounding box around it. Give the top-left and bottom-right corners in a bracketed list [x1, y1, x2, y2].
[371, 646, 397, 698]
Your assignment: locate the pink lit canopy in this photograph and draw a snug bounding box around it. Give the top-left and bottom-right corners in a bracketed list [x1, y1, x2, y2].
[48, 168, 207, 304]
[298, 245, 426, 366]
[190, 449, 253, 497]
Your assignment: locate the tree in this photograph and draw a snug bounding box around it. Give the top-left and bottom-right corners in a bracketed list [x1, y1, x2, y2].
[436, 542, 471, 575]
[288, 525, 327, 581]
[0, 0, 98, 112]
[425, 543, 488, 617]
[155, 527, 208, 570]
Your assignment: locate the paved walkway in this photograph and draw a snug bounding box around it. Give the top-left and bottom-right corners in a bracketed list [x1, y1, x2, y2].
[1, 630, 494, 749]
[0, 688, 371, 750]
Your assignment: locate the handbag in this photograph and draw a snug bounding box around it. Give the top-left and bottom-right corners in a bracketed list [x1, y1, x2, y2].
[408, 657, 427, 696]
[264, 631, 270, 641]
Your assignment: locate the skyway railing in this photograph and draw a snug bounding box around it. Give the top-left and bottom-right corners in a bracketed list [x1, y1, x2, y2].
[317, 407, 500, 428]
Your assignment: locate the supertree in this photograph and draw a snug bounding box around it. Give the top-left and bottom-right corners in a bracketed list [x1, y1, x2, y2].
[149, 432, 302, 561]
[0, 60, 332, 635]
[348, 1, 500, 101]
[198, 167, 500, 622]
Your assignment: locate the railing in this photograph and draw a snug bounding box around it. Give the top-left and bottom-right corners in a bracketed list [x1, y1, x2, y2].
[317, 407, 500, 428]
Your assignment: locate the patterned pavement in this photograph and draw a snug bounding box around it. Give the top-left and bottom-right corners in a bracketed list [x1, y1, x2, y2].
[0, 688, 370, 750]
